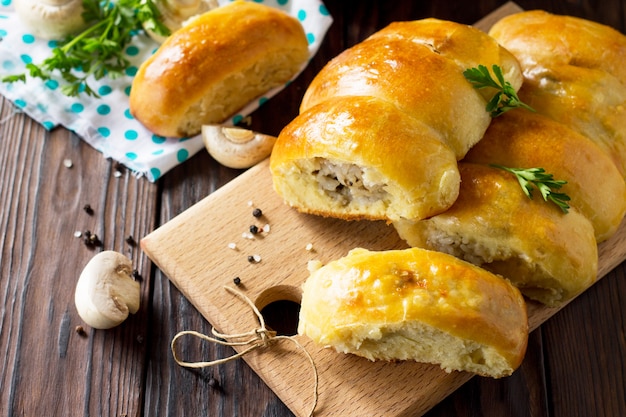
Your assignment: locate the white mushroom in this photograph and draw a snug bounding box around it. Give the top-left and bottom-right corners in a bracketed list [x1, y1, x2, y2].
[74, 251, 141, 330]
[144, 0, 219, 43]
[15, 0, 87, 40]
[202, 126, 278, 169]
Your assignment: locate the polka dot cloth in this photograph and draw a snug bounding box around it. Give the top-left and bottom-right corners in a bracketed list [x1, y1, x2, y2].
[0, 0, 332, 182]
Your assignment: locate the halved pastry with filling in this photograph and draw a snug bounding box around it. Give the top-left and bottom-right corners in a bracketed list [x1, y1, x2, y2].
[270, 96, 460, 222]
[298, 247, 528, 378]
[394, 163, 598, 307]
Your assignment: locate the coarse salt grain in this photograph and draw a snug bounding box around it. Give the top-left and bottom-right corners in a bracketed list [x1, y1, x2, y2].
[263, 224, 270, 233]
[74, 230, 82, 238]
[242, 232, 254, 240]
[63, 159, 73, 168]
[305, 243, 313, 251]
[252, 254, 262, 262]
[228, 242, 237, 250]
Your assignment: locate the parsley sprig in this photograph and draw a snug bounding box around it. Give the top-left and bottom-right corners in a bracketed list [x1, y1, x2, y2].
[463, 64, 534, 117]
[492, 165, 571, 213]
[2, 0, 170, 97]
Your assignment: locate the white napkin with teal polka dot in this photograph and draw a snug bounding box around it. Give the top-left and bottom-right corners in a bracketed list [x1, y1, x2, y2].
[0, 0, 332, 181]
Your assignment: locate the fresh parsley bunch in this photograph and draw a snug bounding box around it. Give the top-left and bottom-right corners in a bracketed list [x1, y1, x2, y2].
[463, 64, 535, 117]
[3, 0, 170, 97]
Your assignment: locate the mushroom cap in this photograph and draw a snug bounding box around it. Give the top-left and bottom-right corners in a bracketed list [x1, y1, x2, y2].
[15, 0, 88, 40]
[202, 126, 277, 169]
[74, 251, 141, 330]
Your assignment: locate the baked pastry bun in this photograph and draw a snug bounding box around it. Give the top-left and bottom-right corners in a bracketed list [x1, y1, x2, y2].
[130, 1, 309, 138]
[489, 11, 626, 177]
[298, 247, 529, 378]
[300, 18, 523, 159]
[271, 17, 523, 222]
[464, 110, 626, 242]
[270, 95, 460, 222]
[517, 66, 626, 177]
[394, 163, 598, 307]
[488, 10, 626, 83]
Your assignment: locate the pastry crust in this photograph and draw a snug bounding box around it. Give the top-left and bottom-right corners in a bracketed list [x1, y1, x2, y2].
[298, 247, 529, 378]
[489, 10, 626, 83]
[300, 19, 522, 159]
[464, 110, 626, 242]
[130, 1, 309, 138]
[489, 10, 626, 177]
[270, 95, 460, 222]
[394, 163, 598, 307]
[271, 18, 522, 222]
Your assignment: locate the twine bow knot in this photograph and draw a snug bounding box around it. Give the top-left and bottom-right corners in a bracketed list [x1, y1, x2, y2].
[171, 286, 319, 416]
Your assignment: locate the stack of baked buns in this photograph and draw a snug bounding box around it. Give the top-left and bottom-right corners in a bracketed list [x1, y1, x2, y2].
[269, 11, 626, 378]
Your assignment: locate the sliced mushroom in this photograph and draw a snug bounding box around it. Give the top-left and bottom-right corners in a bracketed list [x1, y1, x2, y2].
[145, 0, 219, 43]
[74, 251, 141, 330]
[15, 0, 87, 40]
[202, 126, 278, 169]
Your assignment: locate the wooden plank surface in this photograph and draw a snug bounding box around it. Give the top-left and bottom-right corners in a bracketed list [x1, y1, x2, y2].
[0, 102, 158, 416]
[1, 1, 625, 417]
[141, 3, 626, 416]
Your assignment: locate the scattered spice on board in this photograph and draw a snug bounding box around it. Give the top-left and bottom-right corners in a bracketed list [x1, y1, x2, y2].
[208, 377, 220, 390]
[82, 230, 102, 248]
[247, 254, 261, 263]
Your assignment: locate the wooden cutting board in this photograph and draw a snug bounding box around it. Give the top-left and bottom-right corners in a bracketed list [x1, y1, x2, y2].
[141, 3, 626, 416]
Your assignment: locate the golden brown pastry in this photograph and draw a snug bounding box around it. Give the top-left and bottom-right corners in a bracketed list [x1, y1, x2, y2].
[129, 1, 309, 138]
[300, 18, 523, 159]
[270, 96, 460, 222]
[489, 11, 626, 176]
[464, 110, 626, 242]
[518, 66, 626, 177]
[488, 10, 626, 83]
[394, 163, 598, 307]
[298, 247, 529, 378]
[271, 18, 522, 222]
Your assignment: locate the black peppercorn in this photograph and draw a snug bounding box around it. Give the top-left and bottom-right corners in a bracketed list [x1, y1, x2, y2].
[83, 204, 94, 215]
[208, 377, 220, 390]
[82, 230, 102, 248]
[249, 225, 259, 235]
[233, 277, 241, 286]
[252, 208, 262, 218]
[75, 325, 87, 337]
[125, 235, 137, 246]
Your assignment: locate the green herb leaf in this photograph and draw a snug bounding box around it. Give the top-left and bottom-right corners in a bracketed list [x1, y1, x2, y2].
[1, 0, 170, 97]
[490, 164, 571, 213]
[463, 64, 535, 117]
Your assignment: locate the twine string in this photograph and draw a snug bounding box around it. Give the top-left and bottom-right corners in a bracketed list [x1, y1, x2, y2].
[171, 286, 319, 416]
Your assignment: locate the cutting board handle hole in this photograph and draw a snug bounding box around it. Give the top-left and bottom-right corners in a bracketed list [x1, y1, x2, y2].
[256, 285, 302, 336]
[260, 300, 301, 336]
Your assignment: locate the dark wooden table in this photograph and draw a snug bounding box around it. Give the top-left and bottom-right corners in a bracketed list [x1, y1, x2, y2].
[1, 1, 625, 416]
